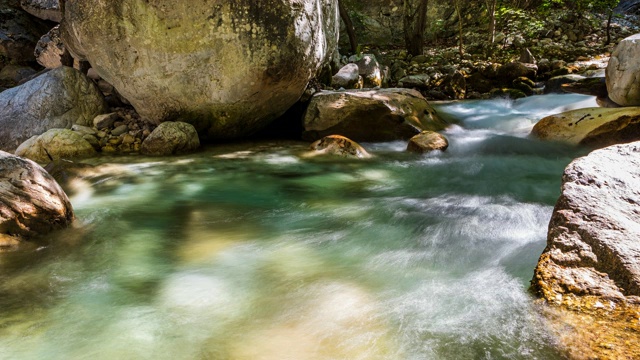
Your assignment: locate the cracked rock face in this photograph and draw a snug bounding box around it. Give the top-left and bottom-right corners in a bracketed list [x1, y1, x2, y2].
[532, 141, 640, 302]
[60, 0, 339, 139]
[0, 150, 74, 243]
[606, 33, 640, 106]
[0, 66, 108, 151]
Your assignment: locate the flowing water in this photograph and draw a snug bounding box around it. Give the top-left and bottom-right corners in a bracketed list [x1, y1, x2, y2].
[0, 94, 598, 359]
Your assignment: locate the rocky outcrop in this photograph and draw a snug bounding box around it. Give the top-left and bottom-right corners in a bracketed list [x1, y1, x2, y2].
[406, 131, 449, 153]
[20, 0, 61, 22]
[0, 150, 74, 244]
[0, 0, 51, 64]
[35, 26, 71, 69]
[15, 128, 97, 163]
[60, 0, 340, 139]
[531, 107, 640, 148]
[308, 135, 371, 158]
[606, 34, 640, 106]
[140, 122, 200, 156]
[0, 66, 108, 151]
[302, 88, 447, 142]
[531, 141, 640, 359]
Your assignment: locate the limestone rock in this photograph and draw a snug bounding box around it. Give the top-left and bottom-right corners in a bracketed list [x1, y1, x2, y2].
[35, 26, 71, 69]
[15, 129, 98, 163]
[531, 107, 640, 148]
[606, 34, 640, 106]
[20, 0, 61, 22]
[0, 66, 108, 151]
[331, 64, 361, 89]
[302, 88, 448, 142]
[140, 122, 200, 156]
[309, 135, 371, 158]
[60, 0, 340, 139]
[407, 131, 449, 153]
[0, 150, 73, 240]
[532, 141, 640, 301]
[0, 0, 51, 64]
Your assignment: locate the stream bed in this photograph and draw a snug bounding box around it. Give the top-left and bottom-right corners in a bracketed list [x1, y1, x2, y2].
[0, 94, 598, 359]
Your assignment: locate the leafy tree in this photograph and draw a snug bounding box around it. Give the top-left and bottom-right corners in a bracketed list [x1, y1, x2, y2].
[592, 0, 621, 44]
[403, 0, 429, 55]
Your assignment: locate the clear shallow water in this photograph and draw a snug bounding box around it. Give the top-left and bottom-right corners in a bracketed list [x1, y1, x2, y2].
[0, 94, 596, 359]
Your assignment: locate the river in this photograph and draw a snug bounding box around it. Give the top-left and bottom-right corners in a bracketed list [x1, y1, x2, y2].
[0, 94, 597, 359]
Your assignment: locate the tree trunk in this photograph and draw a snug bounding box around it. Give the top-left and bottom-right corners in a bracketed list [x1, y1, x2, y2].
[338, 0, 358, 53]
[486, 0, 497, 45]
[455, 0, 464, 56]
[606, 9, 613, 45]
[403, 0, 429, 56]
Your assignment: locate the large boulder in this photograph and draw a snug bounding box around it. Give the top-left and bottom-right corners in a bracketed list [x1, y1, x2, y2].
[531, 141, 640, 359]
[606, 34, 640, 106]
[20, 0, 61, 22]
[15, 128, 97, 163]
[302, 88, 448, 142]
[0, 66, 108, 151]
[531, 107, 640, 148]
[140, 121, 200, 156]
[60, 0, 340, 139]
[0, 0, 51, 65]
[0, 150, 74, 243]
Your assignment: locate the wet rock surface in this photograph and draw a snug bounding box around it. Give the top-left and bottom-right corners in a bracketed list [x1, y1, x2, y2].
[308, 134, 371, 158]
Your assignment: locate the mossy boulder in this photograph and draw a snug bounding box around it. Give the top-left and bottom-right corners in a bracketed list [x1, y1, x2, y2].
[60, 0, 340, 140]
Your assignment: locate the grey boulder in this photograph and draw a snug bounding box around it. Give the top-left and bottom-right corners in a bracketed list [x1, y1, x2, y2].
[607, 33, 640, 106]
[60, 0, 340, 139]
[140, 122, 200, 156]
[15, 128, 97, 163]
[0, 66, 108, 151]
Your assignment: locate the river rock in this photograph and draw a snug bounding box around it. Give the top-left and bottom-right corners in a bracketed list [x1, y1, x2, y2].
[302, 88, 448, 142]
[20, 0, 61, 22]
[355, 54, 382, 88]
[309, 135, 371, 158]
[0, 0, 51, 64]
[497, 62, 537, 85]
[15, 128, 98, 163]
[0, 150, 74, 241]
[140, 122, 200, 156]
[398, 74, 430, 90]
[331, 64, 361, 89]
[532, 140, 640, 300]
[406, 131, 449, 153]
[531, 107, 640, 148]
[35, 26, 71, 69]
[0, 66, 108, 151]
[544, 74, 585, 94]
[60, 0, 340, 139]
[606, 33, 640, 106]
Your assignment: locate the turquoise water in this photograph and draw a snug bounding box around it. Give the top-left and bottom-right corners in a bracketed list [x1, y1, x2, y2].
[0, 94, 596, 359]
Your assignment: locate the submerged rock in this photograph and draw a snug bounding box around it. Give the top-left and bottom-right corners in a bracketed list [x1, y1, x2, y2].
[308, 135, 371, 158]
[531, 107, 640, 148]
[606, 33, 640, 106]
[302, 88, 447, 142]
[406, 131, 449, 153]
[0, 150, 74, 243]
[531, 141, 640, 359]
[15, 128, 97, 163]
[60, 0, 340, 139]
[140, 122, 200, 156]
[0, 66, 108, 151]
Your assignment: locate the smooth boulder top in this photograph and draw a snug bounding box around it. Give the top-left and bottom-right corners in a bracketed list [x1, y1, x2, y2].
[606, 33, 640, 106]
[0, 150, 74, 241]
[60, 0, 339, 139]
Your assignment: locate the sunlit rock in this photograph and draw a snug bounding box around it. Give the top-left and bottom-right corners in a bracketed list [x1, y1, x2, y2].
[60, 0, 340, 139]
[531, 106, 640, 148]
[15, 129, 97, 163]
[308, 135, 371, 159]
[406, 131, 449, 153]
[606, 33, 640, 106]
[0, 150, 74, 243]
[140, 122, 200, 156]
[532, 141, 640, 359]
[302, 88, 447, 142]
